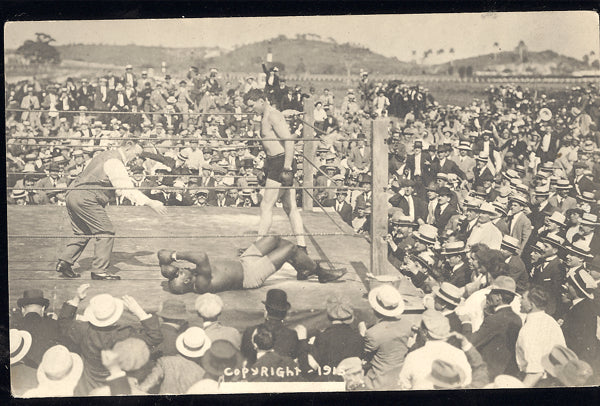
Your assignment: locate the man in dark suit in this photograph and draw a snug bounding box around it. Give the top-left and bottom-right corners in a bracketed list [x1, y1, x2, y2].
[430, 144, 466, 180]
[241, 289, 301, 365]
[324, 189, 353, 226]
[10, 289, 62, 367]
[499, 236, 529, 295]
[388, 179, 428, 223]
[404, 141, 431, 183]
[472, 154, 495, 188]
[433, 187, 457, 231]
[560, 268, 600, 374]
[529, 235, 566, 317]
[439, 242, 471, 288]
[501, 132, 528, 164]
[460, 276, 523, 378]
[571, 161, 597, 197]
[246, 324, 305, 382]
[154, 299, 188, 357]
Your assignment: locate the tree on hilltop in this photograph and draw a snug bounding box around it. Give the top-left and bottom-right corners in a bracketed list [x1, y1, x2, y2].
[16, 32, 61, 64]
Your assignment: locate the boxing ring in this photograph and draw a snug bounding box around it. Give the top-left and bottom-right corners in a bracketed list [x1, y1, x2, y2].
[6, 106, 424, 333]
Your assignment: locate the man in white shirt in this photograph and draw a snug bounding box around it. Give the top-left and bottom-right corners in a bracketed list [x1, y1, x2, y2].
[56, 143, 167, 280]
[467, 202, 503, 250]
[516, 287, 566, 387]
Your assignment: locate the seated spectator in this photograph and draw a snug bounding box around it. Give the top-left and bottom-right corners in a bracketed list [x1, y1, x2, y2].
[155, 299, 189, 357]
[10, 329, 37, 397]
[195, 293, 242, 349]
[23, 345, 84, 397]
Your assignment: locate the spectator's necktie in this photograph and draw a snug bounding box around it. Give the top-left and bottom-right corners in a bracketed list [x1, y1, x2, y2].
[507, 214, 515, 231]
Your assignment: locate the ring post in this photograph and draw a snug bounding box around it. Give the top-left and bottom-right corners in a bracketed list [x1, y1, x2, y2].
[371, 118, 389, 276]
[302, 103, 316, 211]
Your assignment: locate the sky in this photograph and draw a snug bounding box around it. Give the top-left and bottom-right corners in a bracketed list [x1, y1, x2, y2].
[5, 11, 600, 64]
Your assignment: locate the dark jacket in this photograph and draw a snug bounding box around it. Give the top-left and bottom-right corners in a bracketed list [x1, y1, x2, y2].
[247, 352, 304, 382]
[464, 306, 522, 378]
[58, 302, 163, 396]
[431, 157, 466, 180]
[310, 323, 365, 369]
[388, 194, 428, 223]
[433, 202, 458, 232]
[561, 298, 600, 368]
[241, 318, 300, 365]
[10, 312, 62, 367]
[530, 257, 564, 316]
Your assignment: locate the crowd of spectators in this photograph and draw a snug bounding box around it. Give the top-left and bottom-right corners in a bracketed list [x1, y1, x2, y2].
[7, 62, 600, 394]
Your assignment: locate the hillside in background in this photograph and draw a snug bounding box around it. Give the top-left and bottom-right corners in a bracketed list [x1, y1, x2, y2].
[203, 35, 415, 75]
[54, 44, 224, 71]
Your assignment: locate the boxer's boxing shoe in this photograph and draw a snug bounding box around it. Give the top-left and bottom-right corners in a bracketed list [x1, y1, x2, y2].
[56, 260, 80, 278]
[91, 272, 121, 280]
[316, 262, 346, 283]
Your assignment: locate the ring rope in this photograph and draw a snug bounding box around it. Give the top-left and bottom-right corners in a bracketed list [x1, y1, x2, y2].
[7, 231, 358, 239]
[302, 186, 354, 236]
[6, 185, 366, 191]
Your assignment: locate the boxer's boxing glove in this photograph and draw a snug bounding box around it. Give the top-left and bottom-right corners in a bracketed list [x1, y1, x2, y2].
[160, 264, 179, 280]
[158, 249, 176, 265]
[280, 168, 294, 187]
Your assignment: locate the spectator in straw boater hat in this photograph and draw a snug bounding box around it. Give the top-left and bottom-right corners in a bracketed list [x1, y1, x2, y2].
[500, 235, 529, 295]
[507, 193, 533, 252]
[23, 345, 84, 397]
[548, 179, 577, 214]
[439, 241, 471, 288]
[11, 289, 61, 368]
[139, 326, 210, 394]
[411, 223, 438, 255]
[467, 202, 503, 250]
[432, 282, 463, 333]
[362, 284, 413, 389]
[572, 212, 600, 253]
[529, 233, 566, 316]
[10, 329, 36, 396]
[576, 190, 598, 214]
[57, 285, 163, 395]
[559, 268, 600, 373]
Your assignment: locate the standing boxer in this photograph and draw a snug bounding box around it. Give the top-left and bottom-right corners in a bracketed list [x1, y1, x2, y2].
[244, 89, 308, 256]
[56, 142, 167, 280]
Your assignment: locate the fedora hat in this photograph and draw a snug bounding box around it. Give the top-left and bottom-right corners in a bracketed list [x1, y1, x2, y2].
[390, 213, 416, 227]
[412, 224, 438, 245]
[17, 289, 50, 308]
[10, 329, 32, 365]
[547, 211, 566, 227]
[427, 359, 467, 389]
[433, 282, 462, 307]
[555, 179, 573, 190]
[262, 289, 291, 312]
[326, 295, 354, 324]
[542, 345, 580, 378]
[500, 235, 520, 253]
[368, 284, 405, 318]
[201, 339, 244, 377]
[579, 212, 600, 227]
[556, 359, 593, 386]
[566, 240, 594, 260]
[567, 268, 597, 299]
[577, 191, 596, 204]
[490, 275, 517, 296]
[195, 293, 224, 319]
[84, 294, 124, 327]
[157, 299, 188, 320]
[37, 345, 84, 389]
[176, 327, 212, 358]
[440, 241, 467, 256]
[476, 202, 498, 216]
[421, 309, 451, 339]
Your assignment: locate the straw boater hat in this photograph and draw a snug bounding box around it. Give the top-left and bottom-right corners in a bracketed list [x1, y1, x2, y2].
[577, 191, 596, 204]
[11, 190, 27, 200]
[484, 375, 526, 389]
[433, 282, 462, 308]
[440, 241, 467, 256]
[36, 345, 84, 389]
[579, 212, 600, 227]
[565, 240, 594, 260]
[457, 141, 471, 151]
[427, 359, 467, 389]
[390, 213, 417, 228]
[508, 193, 529, 207]
[10, 329, 32, 365]
[567, 268, 597, 299]
[475, 152, 489, 163]
[84, 294, 124, 327]
[368, 284, 405, 318]
[555, 179, 572, 190]
[537, 233, 565, 250]
[500, 235, 520, 254]
[547, 211, 566, 227]
[502, 169, 519, 181]
[534, 186, 550, 198]
[463, 197, 483, 210]
[476, 202, 498, 216]
[412, 224, 438, 245]
[176, 327, 212, 358]
[412, 251, 436, 271]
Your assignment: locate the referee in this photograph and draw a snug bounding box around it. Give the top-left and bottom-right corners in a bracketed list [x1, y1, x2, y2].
[56, 142, 167, 280]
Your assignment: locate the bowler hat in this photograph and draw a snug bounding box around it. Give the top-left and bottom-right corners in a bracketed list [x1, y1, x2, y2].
[262, 289, 291, 312]
[17, 289, 50, 308]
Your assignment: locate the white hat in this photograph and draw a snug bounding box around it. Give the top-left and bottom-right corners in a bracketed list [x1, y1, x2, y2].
[194, 293, 224, 319]
[368, 284, 404, 318]
[36, 345, 84, 390]
[10, 329, 32, 365]
[176, 327, 212, 358]
[84, 294, 124, 327]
